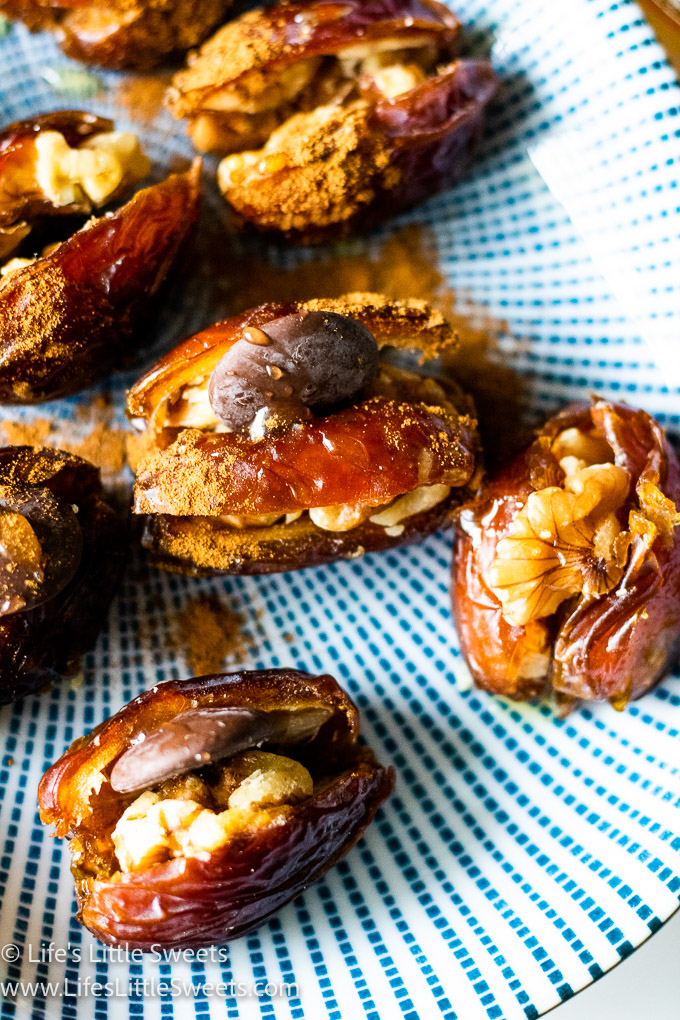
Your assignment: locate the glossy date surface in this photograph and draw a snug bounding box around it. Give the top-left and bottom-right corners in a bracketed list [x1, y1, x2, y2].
[451, 400, 680, 707]
[0, 161, 201, 403]
[0, 446, 125, 703]
[134, 397, 477, 517]
[38, 669, 394, 948]
[166, 0, 495, 239]
[0, 0, 233, 69]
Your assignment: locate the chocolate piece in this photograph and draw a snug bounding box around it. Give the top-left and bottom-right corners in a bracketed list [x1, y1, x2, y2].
[110, 704, 332, 793]
[208, 310, 379, 433]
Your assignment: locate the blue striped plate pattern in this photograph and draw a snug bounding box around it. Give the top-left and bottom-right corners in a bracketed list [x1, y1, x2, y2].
[0, 1, 679, 1018]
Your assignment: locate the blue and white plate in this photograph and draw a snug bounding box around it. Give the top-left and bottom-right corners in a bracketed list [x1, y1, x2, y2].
[0, 1, 679, 1017]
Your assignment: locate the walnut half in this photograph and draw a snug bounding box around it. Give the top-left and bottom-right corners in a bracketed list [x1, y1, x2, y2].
[452, 400, 680, 706]
[488, 447, 631, 627]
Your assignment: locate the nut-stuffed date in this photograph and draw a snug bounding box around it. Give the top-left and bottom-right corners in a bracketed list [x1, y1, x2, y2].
[0, 159, 201, 403]
[38, 669, 394, 948]
[166, 0, 497, 240]
[452, 400, 680, 708]
[0, 111, 149, 262]
[127, 292, 480, 575]
[0, 445, 125, 703]
[0, 0, 234, 69]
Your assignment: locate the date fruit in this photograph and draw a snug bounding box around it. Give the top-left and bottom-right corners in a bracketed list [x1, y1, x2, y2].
[0, 160, 201, 403]
[451, 399, 680, 708]
[38, 669, 394, 948]
[0, 111, 149, 261]
[166, 0, 497, 240]
[126, 293, 480, 575]
[0, 445, 125, 703]
[0, 0, 234, 69]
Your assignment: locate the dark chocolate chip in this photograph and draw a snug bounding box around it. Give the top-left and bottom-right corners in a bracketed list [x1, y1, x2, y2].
[208, 311, 379, 433]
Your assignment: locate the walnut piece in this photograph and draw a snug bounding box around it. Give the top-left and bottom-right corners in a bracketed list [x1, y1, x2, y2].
[111, 750, 313, 873]
[487, 429, 632, 627]
[34, 131, 149, 209]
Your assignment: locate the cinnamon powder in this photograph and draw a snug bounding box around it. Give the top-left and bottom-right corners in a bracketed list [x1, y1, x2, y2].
[174, 594, 245, 676]
[0, 411, 128, 478]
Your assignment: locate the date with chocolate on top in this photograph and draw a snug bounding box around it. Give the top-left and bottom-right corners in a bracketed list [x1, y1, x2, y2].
[127, 292, 480, 576]
[38, 668, 394, 949]
[452, 399, 680, 709]
[166, 0, 497, 240]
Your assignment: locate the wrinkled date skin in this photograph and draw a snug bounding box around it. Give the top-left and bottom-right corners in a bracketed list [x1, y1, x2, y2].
[0, 161, 201, 403]
[452, 400, 680, 707]
[0, 0, 233, 69]
[166, 0, 496, 240]
[38, 669, 394, 949]
[126, 294, 479, 575]
[368, 60, 498, 223]
[0, 446, 125, 703]
[0, 111, 115, 260]
[167, 0, 462, 124]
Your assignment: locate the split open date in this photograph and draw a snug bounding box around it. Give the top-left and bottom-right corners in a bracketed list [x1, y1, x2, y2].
[39, 668, 394, 948]
[452, 399, 680, 708]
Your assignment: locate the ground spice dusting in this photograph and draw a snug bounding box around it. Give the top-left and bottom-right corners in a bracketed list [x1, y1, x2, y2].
[0, 419, 52, 448]
[223, 103, 391, 234]
[174, 594, 245, 675]
[67, 422, 127, 476]
[0, 398, 128, 479]
[115, 73, 172, 124]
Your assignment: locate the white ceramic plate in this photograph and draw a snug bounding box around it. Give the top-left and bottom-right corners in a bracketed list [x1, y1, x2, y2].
[0, 1, 679, 1018]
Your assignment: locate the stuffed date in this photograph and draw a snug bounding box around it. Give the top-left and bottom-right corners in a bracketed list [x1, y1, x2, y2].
[0, 110, 149, 263]
[0, 0, 234, 69]
[126, 292, 480, 575]
[38, 668, 394, 948]
[166, 0, 497, 240]
[0, 445, 125, 703]
[451, 399, 680, 708]
[0, 131, 201, 403]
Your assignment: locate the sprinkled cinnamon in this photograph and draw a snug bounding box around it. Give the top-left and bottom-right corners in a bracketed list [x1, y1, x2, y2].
[0, 419, 52, 448]
[67, 422, 127, 476]
[174, 594, 245, 676]
[0, 412, 128, 478]
[221, 102, 392, 235]
[115, 73, 173, 125]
